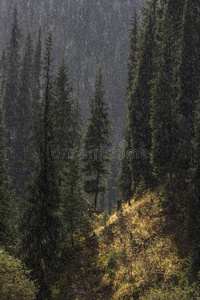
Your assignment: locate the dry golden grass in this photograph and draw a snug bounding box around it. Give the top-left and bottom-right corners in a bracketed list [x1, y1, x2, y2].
[94, 191, 184, 299]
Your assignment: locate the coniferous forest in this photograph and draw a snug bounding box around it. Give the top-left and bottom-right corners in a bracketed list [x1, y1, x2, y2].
[1, 0, 200, 299]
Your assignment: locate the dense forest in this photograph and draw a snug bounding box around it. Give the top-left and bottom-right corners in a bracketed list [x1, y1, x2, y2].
[1, 0, 200, 299]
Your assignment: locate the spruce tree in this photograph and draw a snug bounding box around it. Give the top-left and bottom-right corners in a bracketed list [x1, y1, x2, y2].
[176, 0, 200, 172]
[83, 68, 111, 211]
[0, 103, 13, 247]
[187, 90, 200, 278]
[33, 28, 42, 102]
[60, 151, 89, 248]
[118, 128, 132, 207]
[189, 93, 200, 241]
[118, 12, 138, 206]
[128, 0, 158, 194]
[182, 4, 200, 277]
[127, 11, 138, 93]
[0, 50, 7, 98]
[16, 32, 34, 195]
[3, 4, 21, 188]
[54, 58, 74, 161]
[150, 0, 184, 183]
[21, 33, 63, 300]
[54, 59, 90, 246]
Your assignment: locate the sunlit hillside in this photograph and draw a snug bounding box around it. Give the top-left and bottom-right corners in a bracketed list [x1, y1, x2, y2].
[60, 189, 200, 299]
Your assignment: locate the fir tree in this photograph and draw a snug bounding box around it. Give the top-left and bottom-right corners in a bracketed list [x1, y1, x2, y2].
[150, 0, 184, 183]
[3, 3, 20, 142]
[128, 0, 158, 194]
[187, 89, 200, 278]
[60, 152, 89, 248]
[189, 94, 200, 240]
[21, 33, 63, 300]
[127, 11, 138, 93]
[118, 128, 132, 207]
[16, 32, 34, 195]
[118, 12, 138, 206]
[0, 50, 7, 98]
[3, 4, 21, 188]
[0, 103, 13, 247]
[83, 68, 111, 211]
[54, 59, 90, 247]
[54, 58, 74, 160]
[176, 0, 200, 172]
[33, 28, 42, 102]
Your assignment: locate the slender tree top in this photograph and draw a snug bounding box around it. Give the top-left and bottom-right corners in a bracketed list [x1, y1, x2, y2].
[9, 3, 21, 50]
[127, 10, 138, 93]
[43, 32, 53, 74]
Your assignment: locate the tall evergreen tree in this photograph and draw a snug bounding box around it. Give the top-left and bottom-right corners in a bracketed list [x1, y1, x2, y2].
[16, 32, 34, 195]
[188, 93, 200, 240]
[118, 12, 138, 206]
[54, 59, 90, 247]
[0, 103, 13, 247]
[150, 0, 184, 183]
[83, 68, 111, 211]
[176, 0, 200, 172]
[21, 33, 63, 300]
[128, 0, 158, 194]
[60, 148, 89, 248]
[118, 129, 132, 207]
[186, 89, 200, 278]
[0, 50, 7, 98]
[127, 11, 138, 93]
[60, 158, 79, 248]
[3, 4, 21, 187]
[185, 1, 200, 272]
[33, 28, 42, 102]
[54, 58, 74, 161]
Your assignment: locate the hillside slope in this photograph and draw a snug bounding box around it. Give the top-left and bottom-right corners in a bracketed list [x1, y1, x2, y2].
[60, 189, 200, 299]
[94, 191, 184, 299]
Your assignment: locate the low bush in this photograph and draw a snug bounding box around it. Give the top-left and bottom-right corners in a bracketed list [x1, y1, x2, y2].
[0, 249, 38, 300]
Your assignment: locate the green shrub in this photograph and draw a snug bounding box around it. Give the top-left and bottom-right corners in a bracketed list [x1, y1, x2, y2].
[0, 249, 38, 299]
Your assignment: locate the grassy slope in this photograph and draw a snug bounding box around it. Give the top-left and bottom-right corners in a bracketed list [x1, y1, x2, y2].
[59, 189, 198, 299]
[93, 190, 185, 299]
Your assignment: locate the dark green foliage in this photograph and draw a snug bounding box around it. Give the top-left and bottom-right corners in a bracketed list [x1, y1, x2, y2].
[150, 0, 184, 183]
[0, 104, 13, 247]
[118, 12, 138, 206]
[127, 11, 138, 93]
[3, 3, 20, 146]
[0, 50, 7, 98]
[21, 33, 63, 300]
[118, 128, 132, 206]
[188, 90, 200, 245]
[2, 4, 21, 196]
[128, 0, 158, 194]
[54, 58, 90, 247]
[60, 155, 90, 248]
[83, 68, 111, 211]
[33, 28, 42, 102]
[54, 58, 74, 158]
[177, 0, 200, 171]
[15, 32, 34, 195]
